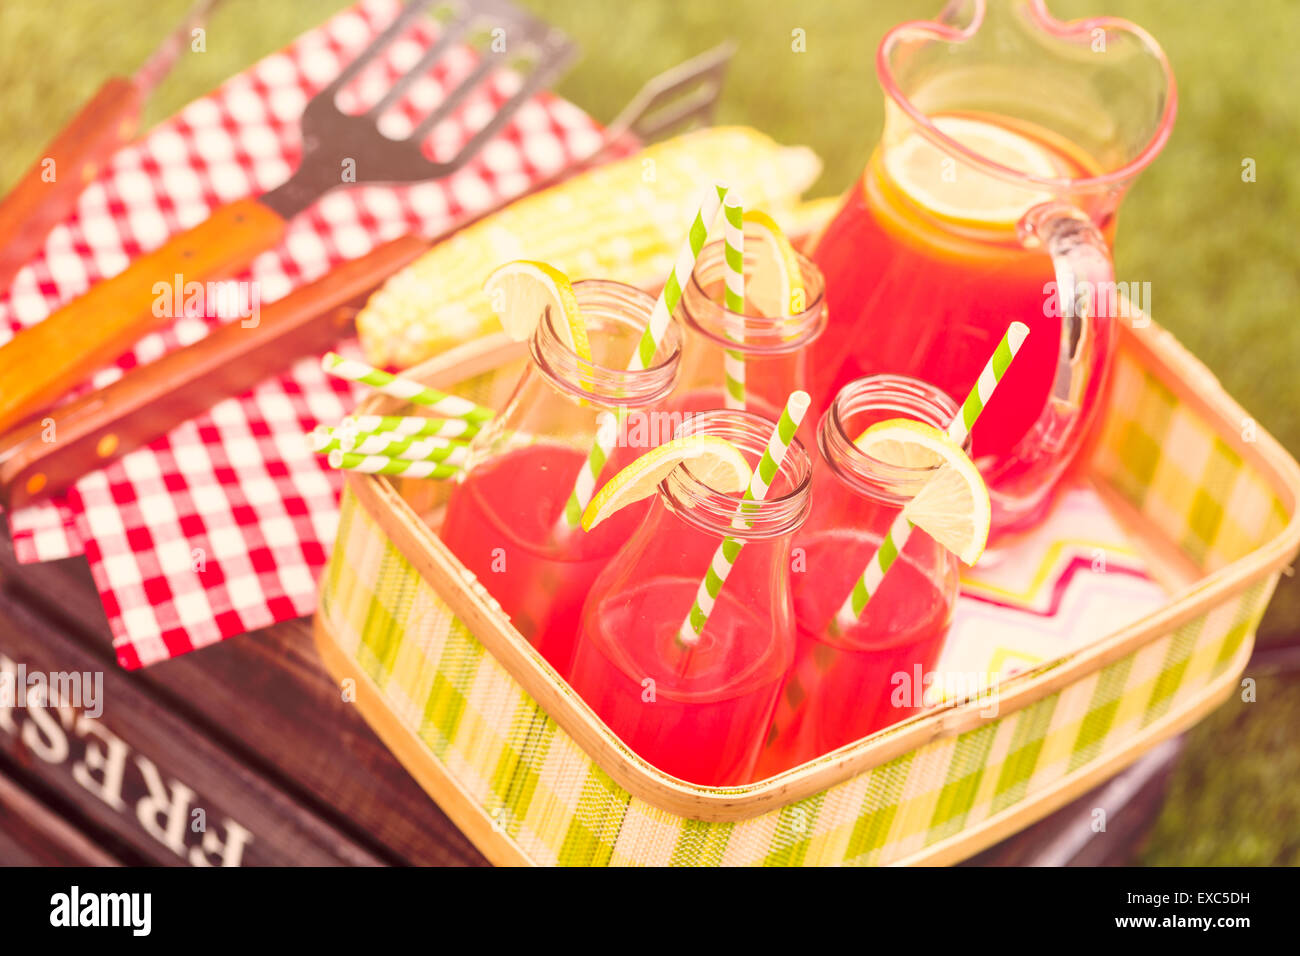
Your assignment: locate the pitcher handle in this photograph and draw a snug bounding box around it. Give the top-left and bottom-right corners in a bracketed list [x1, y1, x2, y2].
[1018, 203, 1116, 457]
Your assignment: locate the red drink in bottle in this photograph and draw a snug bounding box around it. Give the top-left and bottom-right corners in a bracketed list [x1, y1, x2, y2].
[569, 410, 812, 786]
[439, 280, 681, 677]
[440, 444, 646, 642]
[757, 376, 962, 778]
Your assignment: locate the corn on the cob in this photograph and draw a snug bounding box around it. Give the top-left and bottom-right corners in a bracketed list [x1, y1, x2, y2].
[357, 127, 823, 368]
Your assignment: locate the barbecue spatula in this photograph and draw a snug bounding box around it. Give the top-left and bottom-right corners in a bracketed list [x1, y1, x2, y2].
[0, 43, 736, 508]
[0, 0, 575, 436]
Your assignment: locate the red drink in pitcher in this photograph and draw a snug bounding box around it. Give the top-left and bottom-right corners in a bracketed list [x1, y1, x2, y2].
[808, 0, 1175, 540]
[439, 280, 681, 677]
[757, 376, 962, 778]
[812, 114, 1103, 469]
[569, 410, 812, 786]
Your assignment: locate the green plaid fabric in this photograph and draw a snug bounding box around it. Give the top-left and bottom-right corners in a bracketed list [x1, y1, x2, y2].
[315, 338, 1292, 866]
[1094, 351, 1290, 572]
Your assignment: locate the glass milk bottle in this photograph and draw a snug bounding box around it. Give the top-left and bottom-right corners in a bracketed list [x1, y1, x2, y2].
[757, 375, 963, 778]
[439, 280, 681, 677]
[568, 409, 812, 787]
[671, 235, 826, 435]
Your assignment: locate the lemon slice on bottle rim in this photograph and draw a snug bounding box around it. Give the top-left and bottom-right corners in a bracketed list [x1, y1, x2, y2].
[741, 210, 807, 317]
[855, 417, 991, 565]
[483, 260, 591, 361]
[581, 436, 751, 532]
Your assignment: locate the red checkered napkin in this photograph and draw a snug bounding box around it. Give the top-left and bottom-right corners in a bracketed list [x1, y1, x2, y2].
[0, 0, 605, 668]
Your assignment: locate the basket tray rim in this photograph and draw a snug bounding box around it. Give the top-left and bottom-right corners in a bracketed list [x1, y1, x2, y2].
[331, 317, 1300, 821]
[312, 607, 1251, 861]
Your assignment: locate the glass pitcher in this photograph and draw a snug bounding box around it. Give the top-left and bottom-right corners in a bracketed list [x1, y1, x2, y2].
[808, 0, 1176, 541]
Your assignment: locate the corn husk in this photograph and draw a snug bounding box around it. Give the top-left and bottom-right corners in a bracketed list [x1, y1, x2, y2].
[357, 126, 822, 368]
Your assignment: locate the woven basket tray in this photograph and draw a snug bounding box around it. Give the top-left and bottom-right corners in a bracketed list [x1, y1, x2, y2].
[313, 317, 1300, 866]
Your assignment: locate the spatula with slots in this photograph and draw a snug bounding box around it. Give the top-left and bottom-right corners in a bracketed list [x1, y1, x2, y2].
[0, 43, 738, 507]
[0, 0, 575, 435]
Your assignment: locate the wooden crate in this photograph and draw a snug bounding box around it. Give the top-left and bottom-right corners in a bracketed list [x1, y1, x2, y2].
[0, 532, 485, 866]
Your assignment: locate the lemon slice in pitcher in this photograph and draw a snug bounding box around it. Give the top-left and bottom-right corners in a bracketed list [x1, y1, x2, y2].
[856, 418, 991, 565]
[884, 115, 1061, 228]
[742, 210, 807, 316]
[484, 260, 591, 360]
[582, 436, 751, 531]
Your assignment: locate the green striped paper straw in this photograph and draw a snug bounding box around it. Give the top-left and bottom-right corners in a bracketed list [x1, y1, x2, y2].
[343, 432, 468, 465]
[628, 182, 728, 372]
[307, 424, 469, 460]
[558, 182, 731, 531]
[305, 426, 342, 454]
[321, 352, 495, 425]
[342, 414, 479, 440]
[948, 321, 1030, 446]
[721, 195, 746, 410]
[832, 322, 1029, 631]
[678, 391, 810, 646]
[327, 450, 461, 480]
[559, 406, 623, 529]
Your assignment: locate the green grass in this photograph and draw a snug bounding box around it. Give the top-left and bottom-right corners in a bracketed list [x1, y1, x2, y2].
[1139, 673, 1300, 865]
[1, 0, 1297, 865]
